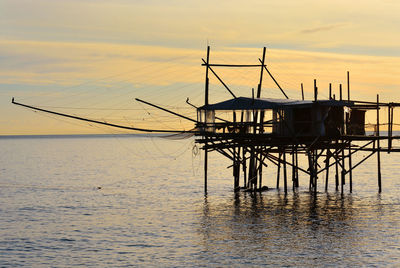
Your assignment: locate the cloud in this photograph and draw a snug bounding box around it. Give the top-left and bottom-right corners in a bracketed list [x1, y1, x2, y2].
[300, 23, 348, 34]
[2, 39, 400, 134]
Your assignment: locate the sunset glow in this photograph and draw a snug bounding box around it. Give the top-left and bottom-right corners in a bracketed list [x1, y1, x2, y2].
[1, 0, 400, 134]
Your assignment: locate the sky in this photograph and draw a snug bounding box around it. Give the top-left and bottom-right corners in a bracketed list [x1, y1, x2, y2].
[1, 0, 400, 134]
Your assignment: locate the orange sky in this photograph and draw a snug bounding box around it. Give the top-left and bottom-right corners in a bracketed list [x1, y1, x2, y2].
[1, 0, 400, 134]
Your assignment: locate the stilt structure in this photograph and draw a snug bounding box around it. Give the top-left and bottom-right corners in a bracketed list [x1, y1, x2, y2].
[11, 47, 400, 195]
[194, 47, 400, 194]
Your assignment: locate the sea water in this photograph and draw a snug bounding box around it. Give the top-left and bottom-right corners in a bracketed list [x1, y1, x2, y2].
[0, 135, 399, 267]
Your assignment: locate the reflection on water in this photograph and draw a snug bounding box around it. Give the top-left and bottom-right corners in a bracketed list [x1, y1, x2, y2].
[198, 192, 398, 266]
[0, 136, 399, 267]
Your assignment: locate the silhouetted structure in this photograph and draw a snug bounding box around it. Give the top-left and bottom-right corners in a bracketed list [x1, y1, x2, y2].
[12, 47, 400, 195]
[195, 47, 400, 194]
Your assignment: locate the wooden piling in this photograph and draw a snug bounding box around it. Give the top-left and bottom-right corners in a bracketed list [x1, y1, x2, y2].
[283, 151, 287, 194]
[349, 144, 353, 193]
[204, 149, 208, 194]
[335, 142, 339, 191]
[377, 94, 382, 192]
[329, 83, 332, 100]
[276, 152, 281, 189]
[242, 149, 247, 188]
[301, 83, 304, 100]
[325, 149, 330, 192]
[292, 146, 296, 191]
[308, 151, 314, 191]
[293, 147, 299, 188]
[390, 105, 394, 151]
[341, 143, 345, 194]
[314, 150, 318, 194]
[388, 104, 393, 152]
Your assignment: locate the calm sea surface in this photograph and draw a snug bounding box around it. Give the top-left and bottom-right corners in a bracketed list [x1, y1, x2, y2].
[0, 135, 399, 267]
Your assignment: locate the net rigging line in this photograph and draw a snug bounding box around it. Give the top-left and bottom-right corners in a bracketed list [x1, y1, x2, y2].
[20, 52, 200, 105]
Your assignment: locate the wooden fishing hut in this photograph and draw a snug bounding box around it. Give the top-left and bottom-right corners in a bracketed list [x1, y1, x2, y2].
[196, 46, 400, 195]
[11, 46, 400, 195]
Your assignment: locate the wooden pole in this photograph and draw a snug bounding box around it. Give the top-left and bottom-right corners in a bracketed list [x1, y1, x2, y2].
[325, 149, 330, 191]
[203, 47, 210, 195]
[340, 84, 343, 101]
[233, 113, 240, 192]
[257, 47, 266, 98]
[347, 71, 350, 102]
[205, 46, 210, 106]
[329, 83, 332, 100]
[255, 48, 266, 190]
[341, 142, 345, 194]
[301, 83, 304, 100]
[295, 150, 299, 187]
[377, 94, 382, 192]
[292, 146, 296, 191]
[308, 151, 313, 191]
[204, 149, 208, 194]
[243, 149, 247, 188]
[390, 105, 394, 151]
[388, 104, 393, 152]
[314, 79, 318, 101]
[349, 142, 353, 193]
[276, 152, 281, 189]
[388, 105, 391, 152]
[283, 151, 287, 194]
[335, 142, 339, 191]
[347, 71, 352, 193]
[258, 112, 265, 189]
[314, 150, 318, 194]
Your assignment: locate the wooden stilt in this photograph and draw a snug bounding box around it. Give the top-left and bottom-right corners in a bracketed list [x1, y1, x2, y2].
[233, 149, 240, 192]
[341, 144, 345, 194]
[292, 146, 296, 191]
[314, 150, 318, 194]
[276, 152, 281, 189]
[258, 112, 265, 189]
[390, 105, 394, 151]
[335, 142, 339, 191]
[295, 149, 299, 188]
[204, 149, 208, 194]
[377, 94, 382, 192]
[349, 142, 353, 193]
[325, 149, 330, 192]
[308, 151, 313, 191]
[283, 151, 287, 194]
[243, 149, 247, 188]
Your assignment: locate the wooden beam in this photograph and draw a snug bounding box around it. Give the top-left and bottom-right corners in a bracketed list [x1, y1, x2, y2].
[135, 98, 197, 123]
[259, 59, 289, 99]
[202, 59, 237, 99]
[12, 98, 190, 133]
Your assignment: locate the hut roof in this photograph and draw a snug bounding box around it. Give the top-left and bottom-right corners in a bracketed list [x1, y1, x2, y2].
[199, 97, 352, 111]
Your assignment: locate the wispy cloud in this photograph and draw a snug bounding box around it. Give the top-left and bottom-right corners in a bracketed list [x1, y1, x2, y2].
[300, 23, 348, 34]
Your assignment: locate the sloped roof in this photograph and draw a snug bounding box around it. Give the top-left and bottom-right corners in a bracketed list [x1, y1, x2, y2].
[198, 97, 352, 110]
